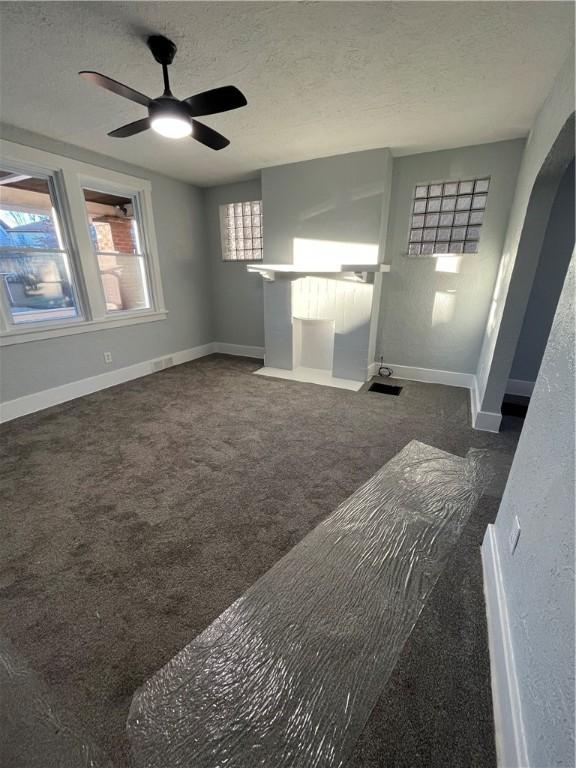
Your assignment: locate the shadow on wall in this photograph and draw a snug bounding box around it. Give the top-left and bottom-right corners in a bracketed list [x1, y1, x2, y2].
[294, 187, 387, 245]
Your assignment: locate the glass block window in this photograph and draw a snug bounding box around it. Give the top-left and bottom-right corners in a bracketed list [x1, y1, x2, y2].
[219, 200, 263, 261]
[407, 178, 490, 256]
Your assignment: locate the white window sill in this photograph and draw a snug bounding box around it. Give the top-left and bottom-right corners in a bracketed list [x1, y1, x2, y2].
[0, 310, 168, 346]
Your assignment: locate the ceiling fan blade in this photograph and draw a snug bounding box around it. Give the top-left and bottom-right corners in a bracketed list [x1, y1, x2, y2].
[184, 86, 247, 117]
[192, 120, 230, 150]
[79, 71, 151, 108]
[108, 118, 151, 138]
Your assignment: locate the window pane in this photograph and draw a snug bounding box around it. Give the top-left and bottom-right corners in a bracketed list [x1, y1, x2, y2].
[0, 170, 62, 249]
[97, 253, 150, 312]
[469, 210, 484, 225]
[83, 188, 140, 254]
[0, 250, 79, 324]
[475, 178, 490, 194]
[440, 197, 456, 211]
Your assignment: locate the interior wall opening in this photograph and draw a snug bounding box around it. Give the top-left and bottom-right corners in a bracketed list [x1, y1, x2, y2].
[501, 158, 575, 425]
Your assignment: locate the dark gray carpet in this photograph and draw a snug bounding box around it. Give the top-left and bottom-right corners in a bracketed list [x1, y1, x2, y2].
[0, 354, 521, 766]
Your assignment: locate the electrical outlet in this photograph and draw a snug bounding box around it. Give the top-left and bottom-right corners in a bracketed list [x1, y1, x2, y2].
[509, 516, 521, 555]
[103, 352, 113, 364]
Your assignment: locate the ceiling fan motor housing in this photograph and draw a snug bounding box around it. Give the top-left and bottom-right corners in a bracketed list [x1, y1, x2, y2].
[148, 97, 191, 123]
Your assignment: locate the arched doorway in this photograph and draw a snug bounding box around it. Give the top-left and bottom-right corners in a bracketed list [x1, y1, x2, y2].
[474, 113, 575, 430]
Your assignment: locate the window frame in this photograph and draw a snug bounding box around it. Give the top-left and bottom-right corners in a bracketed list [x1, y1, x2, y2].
[219, 199, 263, 262]
[79, 177, 156, 316]
[0, 158, 88, 331]
[0, 140, 167, 346]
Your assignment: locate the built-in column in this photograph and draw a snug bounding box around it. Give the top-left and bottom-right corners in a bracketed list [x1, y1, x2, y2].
[263, 279, 293, 369]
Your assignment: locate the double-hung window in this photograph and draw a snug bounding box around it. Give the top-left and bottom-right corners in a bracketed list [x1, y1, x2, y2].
[0, 168, 82, 326]
[0, 139, 166, 345]
[82, 187, 151, 314]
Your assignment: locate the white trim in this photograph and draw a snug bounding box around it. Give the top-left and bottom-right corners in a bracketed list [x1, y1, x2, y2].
[0, 343, 216, 423]
[370, 362, 502, 432]
[471, 375, 502, 432]
[506, 379, 535, 397]
[373, 362, 475, 389]
[0, 139, 166, 342]
[214, 342, 264, 359]
[0, 341, 271, 422]
[482, 525, 529, 768]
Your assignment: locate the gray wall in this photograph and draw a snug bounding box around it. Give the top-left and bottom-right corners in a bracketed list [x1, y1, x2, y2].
[475, 50, 575, 414]
[0, 126, 213, 402]
[509, 160, 575, 383]
[261, 149, 392, 264]
[492, 253, 574, 766]
[376, 139, 525, 374]
[259, 149, 393, 378]
[203, 179, 264, 348]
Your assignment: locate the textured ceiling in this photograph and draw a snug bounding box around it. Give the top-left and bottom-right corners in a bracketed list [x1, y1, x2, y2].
[0, 2, 573, 186]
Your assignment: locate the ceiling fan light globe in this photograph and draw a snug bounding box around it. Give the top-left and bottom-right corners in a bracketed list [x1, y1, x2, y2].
[150, 115, 192, 139]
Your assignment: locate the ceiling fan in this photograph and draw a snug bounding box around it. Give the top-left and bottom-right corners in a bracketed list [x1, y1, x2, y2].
[79, 35, 247, 150]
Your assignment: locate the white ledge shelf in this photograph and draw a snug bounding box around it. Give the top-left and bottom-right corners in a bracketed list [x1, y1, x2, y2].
[247, 263, 390, 282]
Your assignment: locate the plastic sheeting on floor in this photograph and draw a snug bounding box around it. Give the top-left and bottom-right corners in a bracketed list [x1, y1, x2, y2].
[127, 440, 484, 768]
[0, 635, 113, 768]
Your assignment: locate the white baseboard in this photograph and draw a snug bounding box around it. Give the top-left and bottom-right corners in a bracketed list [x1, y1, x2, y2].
[0, 346, 503, 431]
[471, 376, 502, 433]
[0, 343, 218, 423]
[373, 362, 475, 389]
[482, 525, 528, 768]
[214, 342, 264, 359]
[370, 363, 501, 433]
[506, 379, 535, 397]
[0, 342, 269, 423]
